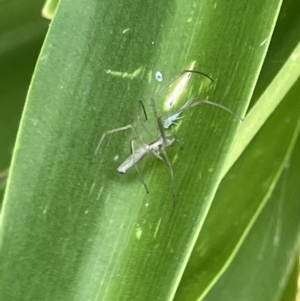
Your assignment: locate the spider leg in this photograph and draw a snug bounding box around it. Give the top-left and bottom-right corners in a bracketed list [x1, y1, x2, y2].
[150, 70, 214, 145]
[94, 124, 142, 157]
[160, 99, 243, 125]
[156, 98, 242, 205]
[130, 138, 149, 194]
[152, 70, 213, 101]
[160, 147, 176, 206]
[151, 151, 165, 161]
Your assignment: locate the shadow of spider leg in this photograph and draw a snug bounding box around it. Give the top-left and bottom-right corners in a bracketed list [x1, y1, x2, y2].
[137, 100, 154, 141]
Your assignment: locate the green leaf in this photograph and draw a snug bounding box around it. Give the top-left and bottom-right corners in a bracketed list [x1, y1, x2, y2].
[0, 0, 291, 300]
[175, 1, 300, 297]
[175, 77, 300, 300]
[223, 42, 300, 175]
[202, 93, 300, 301]
[279, 257, 299, 301]
[42, 0, 60, 20]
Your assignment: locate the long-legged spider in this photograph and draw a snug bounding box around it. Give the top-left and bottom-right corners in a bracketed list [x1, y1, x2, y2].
[95, 69, 241, 203]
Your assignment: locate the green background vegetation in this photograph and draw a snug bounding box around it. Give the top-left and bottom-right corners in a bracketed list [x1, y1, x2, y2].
[0, 0, 299, 300]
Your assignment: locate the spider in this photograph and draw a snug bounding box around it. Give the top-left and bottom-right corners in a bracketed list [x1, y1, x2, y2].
[95, 69, 241, 203]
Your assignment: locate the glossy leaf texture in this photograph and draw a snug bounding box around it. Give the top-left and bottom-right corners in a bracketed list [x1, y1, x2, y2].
[0, 0, 294, 301]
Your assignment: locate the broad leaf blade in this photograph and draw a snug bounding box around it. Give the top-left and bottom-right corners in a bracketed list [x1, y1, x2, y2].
[203, 96, 300, 301]
[0, 0, 283, 300]
[175, 74, 300, 301]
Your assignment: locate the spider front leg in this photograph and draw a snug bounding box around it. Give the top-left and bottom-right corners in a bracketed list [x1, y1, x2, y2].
[159, 99, 243, 125]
